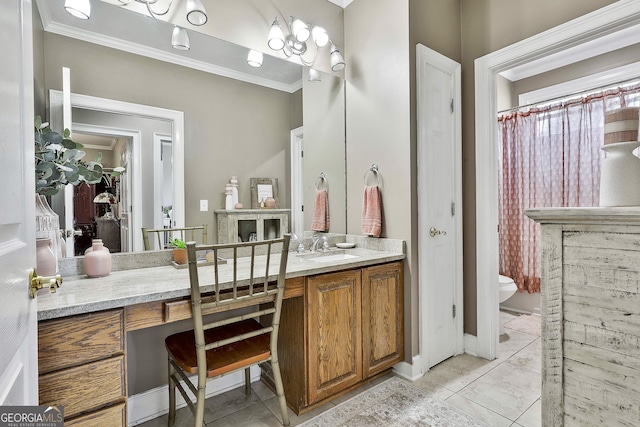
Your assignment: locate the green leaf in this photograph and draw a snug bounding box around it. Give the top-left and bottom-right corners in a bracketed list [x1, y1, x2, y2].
[35, 116, 42, 130]
[61, 138, 76, 149]
[64, 128, 71, 139]
[41, 131, 63, 145]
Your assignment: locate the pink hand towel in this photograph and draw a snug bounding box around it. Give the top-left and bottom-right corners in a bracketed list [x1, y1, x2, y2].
[362, 186, 382, 237]
[311, 190, 330, 232]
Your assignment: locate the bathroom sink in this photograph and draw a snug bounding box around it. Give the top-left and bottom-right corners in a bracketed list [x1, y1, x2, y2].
[306, 253, 360, 263]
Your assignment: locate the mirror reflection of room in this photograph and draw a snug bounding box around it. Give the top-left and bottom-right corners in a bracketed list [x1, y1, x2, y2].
[40, 8, 346, 257]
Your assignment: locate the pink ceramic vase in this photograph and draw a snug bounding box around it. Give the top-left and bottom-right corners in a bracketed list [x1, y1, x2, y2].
[84, 239, 112, 277]
[36, 238, 56, 276]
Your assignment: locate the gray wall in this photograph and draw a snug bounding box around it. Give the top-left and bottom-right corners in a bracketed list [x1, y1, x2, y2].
[345, 0, 412, 356]
[302, 68, 346, 233]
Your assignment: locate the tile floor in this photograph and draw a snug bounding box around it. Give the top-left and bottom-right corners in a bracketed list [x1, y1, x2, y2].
[138, 310, 541, 426]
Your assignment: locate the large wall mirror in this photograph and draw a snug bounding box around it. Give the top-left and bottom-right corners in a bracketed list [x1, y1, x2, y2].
[37, 0, 346, 256]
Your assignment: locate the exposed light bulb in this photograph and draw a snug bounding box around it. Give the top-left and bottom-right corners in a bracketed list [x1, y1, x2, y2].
[330, 43, 346, 71]
[65, 0, 91, 19]
[186, 0, 207, 26]
[268, 18, 286, 51]
[308, 68, 322, 82]
[291, 17, 310, 43]
[311, 26, 329, 47]
[247, 50, 264, 67]
[171, 26, 190, 51]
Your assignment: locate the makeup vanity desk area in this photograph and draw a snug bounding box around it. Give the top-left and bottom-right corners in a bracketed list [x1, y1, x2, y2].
[36, 242, 405, 426]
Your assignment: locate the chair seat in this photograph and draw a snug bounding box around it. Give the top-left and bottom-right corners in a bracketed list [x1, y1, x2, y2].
[165, 319, 271, 378]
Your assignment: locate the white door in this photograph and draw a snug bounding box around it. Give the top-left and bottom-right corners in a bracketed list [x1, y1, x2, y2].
[153, 133, 173, 232]
[0, 0, 38, 405]
[416, 44, 463, 371]
[290, 127, 304, 238]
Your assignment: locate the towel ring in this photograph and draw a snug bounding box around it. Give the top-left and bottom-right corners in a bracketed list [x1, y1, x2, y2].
[315, 172, 328, 191]
[363, 164, 381, 186]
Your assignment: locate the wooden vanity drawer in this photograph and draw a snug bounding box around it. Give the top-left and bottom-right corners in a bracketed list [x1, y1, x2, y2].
[38, 309, 124, 374]
[39, 355, 126, 420]
[65, 402, 126, 427]
[125, 278, 303, 330]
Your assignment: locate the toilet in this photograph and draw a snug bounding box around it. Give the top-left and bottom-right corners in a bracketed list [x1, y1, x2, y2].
[499, 275, 518, 335]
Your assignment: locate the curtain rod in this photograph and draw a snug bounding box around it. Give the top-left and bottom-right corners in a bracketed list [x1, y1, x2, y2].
[497, 76, 640, 115]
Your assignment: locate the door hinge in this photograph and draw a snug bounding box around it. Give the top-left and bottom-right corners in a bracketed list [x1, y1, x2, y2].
[451, 202, 455, 216]
[453, 304, 456, 318]
[301, 205, 304, 212]
[450, 99, 454, 113]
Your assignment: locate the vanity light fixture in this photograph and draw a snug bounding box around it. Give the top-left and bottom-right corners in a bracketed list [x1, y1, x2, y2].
[64, 0, 91, 19]
[247, 50, 263, 68]
[268, 16, 345, 70]
[113, 0, 208, 26]
[171, 26, 190, 50]
[329, 43, 346, 72]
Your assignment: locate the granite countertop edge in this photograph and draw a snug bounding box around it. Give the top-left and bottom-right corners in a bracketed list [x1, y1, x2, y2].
[37, 248, 405, 321]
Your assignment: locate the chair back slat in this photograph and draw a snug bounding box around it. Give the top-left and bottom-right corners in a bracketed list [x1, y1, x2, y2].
[142, 225, 208, 250]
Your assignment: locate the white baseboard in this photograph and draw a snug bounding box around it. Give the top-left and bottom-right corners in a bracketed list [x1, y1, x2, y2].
[393, 355, 423, 381]
[127, 366, 261, 426]
[463, 333, 478, 357]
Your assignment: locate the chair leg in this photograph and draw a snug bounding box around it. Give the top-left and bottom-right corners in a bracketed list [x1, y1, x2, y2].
[167, 357, 176, 427]
[194, 385, 206, 427]
[270, 359, 290, 426]
[244, 367, 251, 395]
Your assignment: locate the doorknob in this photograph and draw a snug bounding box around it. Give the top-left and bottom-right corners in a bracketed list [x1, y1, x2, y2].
[429, 227, 447, 237]
[29, 269, 63, 299]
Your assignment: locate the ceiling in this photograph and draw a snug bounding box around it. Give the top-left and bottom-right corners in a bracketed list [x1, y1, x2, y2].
[36, 0, 310, 93]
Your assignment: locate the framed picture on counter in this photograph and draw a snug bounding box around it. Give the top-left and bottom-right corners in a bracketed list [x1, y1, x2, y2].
[250, 178, 279, 208]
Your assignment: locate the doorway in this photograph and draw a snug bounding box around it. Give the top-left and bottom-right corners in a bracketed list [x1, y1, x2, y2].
[474, 1, 640, 360]
[70, 124, 138, 255]
[416, 44, 463, 371]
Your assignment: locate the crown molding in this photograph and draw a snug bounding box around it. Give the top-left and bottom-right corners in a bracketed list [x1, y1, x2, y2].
[38, 3, 302, 93]
[326, 0, 354, 8]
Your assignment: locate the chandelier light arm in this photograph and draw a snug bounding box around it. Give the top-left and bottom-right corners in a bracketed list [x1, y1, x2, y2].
[145, 0, 173, 19]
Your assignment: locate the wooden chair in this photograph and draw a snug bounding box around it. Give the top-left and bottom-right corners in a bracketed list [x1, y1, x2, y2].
[165, 234, 291, 426]
[141, 225, 207, 250]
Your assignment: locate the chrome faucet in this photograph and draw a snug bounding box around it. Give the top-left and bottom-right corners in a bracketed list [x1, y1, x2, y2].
[311, 234, 329, 252]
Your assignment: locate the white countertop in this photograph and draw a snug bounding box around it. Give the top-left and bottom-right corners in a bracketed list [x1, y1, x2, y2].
[37, 247, 405, 321]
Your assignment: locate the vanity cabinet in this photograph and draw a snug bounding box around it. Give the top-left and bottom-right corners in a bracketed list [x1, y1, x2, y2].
[38, 309, 126, 426]
[526, 208, 640, 427]
[307, 270, 363, 404]
[215, 209, 290, 243]
[274, 261, 404, 414]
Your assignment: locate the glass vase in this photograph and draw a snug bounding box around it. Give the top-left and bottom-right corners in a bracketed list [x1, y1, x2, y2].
[35, 195, 61, 273]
